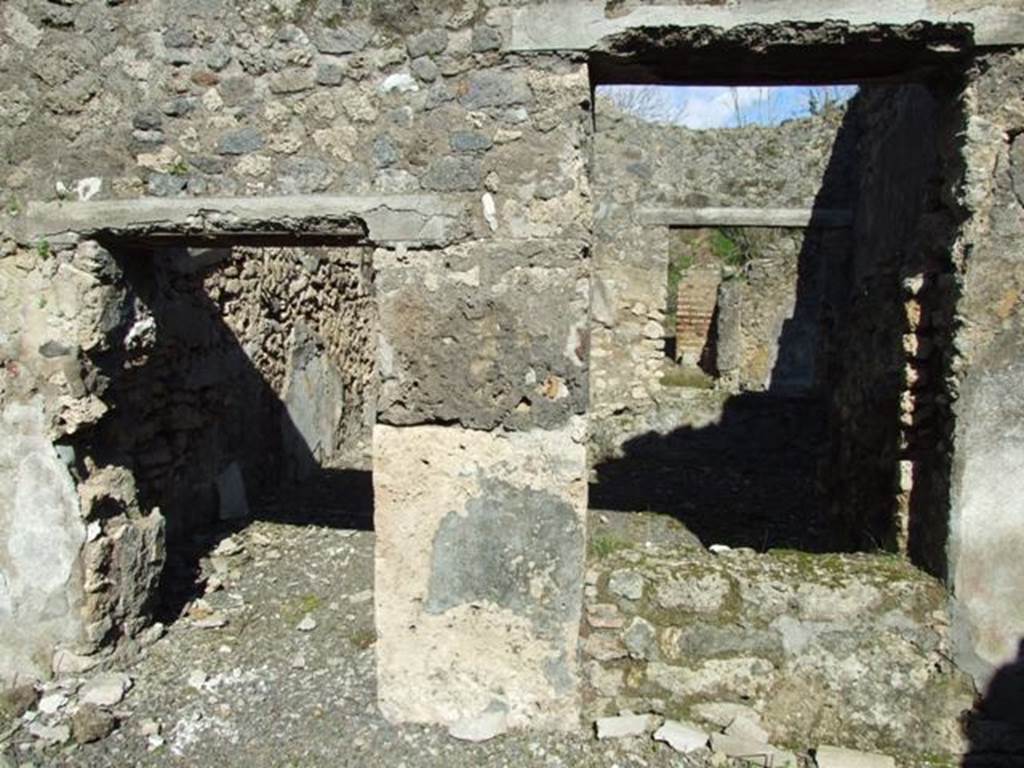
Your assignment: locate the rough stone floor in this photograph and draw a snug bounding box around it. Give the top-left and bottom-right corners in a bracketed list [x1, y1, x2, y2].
[0, 503, 972, 768]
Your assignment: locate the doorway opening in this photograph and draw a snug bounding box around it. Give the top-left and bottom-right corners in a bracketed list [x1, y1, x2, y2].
[70, 236, 377, 625]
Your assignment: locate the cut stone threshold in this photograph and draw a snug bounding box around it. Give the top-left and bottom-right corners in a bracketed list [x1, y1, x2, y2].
[5, 194, 466, 248]
[639, 207, 853, 229]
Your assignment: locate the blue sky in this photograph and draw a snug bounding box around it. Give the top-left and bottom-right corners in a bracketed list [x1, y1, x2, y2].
[597, 85, 858, 128]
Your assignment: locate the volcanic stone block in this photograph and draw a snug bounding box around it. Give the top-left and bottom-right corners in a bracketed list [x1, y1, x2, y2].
[375, 239, 589, 431]
[374, 420, 588, 731]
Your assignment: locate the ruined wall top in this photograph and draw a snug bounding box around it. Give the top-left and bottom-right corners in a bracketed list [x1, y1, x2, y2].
[594, 97, 858, 211]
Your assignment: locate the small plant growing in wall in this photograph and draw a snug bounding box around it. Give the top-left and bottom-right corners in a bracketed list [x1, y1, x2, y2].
[711, 227, 768, 269]
[36, 239, 51, 260]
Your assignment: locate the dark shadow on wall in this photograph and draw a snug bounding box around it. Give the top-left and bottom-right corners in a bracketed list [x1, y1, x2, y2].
[69, 241, 375, 624]
[962, 640, 1024, 766]
[824, 80, 965, 574]
[591, 97, 863, 553]
[591, 392, 831, 551]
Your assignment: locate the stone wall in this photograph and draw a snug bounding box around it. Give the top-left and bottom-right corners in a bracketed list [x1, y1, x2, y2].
[947, 50, 1024, 699]
[1, 0, 1023, 748]
[0, 0, 595, 729]
[582, 520, 975, 762]
[823, 83, 960, 564]
[594, 97, 856, 210]
[700, 226, 851, 395]
[0, 235, 375, 680]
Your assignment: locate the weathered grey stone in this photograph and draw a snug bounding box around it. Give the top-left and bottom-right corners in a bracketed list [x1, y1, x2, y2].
[269, 68, 315, 94]
[315, 61, 344, 86]
[80, 673, 131, 707]
[653, 719, 709, 753]
[110, 511, 165, 629]
[372, 135, 400, 168]
[161, 97, 196, 117]
[814, 745, 896, 768]
[655, 573, 730, 613]
[648, 658, 776, 700]
[459, 71, 532, 110]
[71, 703, 116, 744]
[0, 399, 86, 683]
[132, 109, 163, 131]
[595, 713, 657, 739]
[608, 569, 644, 600]
[219, 76, 254, 106]
[162, 28, 193, 48]
[710, 732, 774, 765]
[422, 156, 480, 191]
[450, 131, 493, 153]
[675, 624, 783, 660]
[28, 721, 70, 744]
[374, 421, 587, 731]
[410, 56, 439, 83]
[280, 324, 345, 481]
[146, 173, 187, 197]
[205, 43, 232, 72]
[312, 25, 370, 54]
[215, 128, 265, 155]
[373, 168, 420, 193]
[132, 129, 164, 144]
[447, 702, 509, 742]
[425, 81, 455, 109]
[278, 157, 333, 194]
[623, 616, 657, 660]
[406, 28, 448, 58]
[725, 715, 771, 744]
[471, 26, 502, 52]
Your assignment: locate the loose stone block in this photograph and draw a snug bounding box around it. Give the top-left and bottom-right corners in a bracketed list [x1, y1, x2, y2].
[595, 713, 656, 739]
[654, 720, 709, 753]
[374, 420, 588, 731]
[814, 745, 896, 768]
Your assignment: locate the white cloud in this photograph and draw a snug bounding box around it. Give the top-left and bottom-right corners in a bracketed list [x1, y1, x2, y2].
[598, 84, 857, 129]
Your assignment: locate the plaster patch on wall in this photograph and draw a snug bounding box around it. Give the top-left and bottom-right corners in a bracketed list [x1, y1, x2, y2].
[425, 477, 584, 639]
[0, 399, 85, 683]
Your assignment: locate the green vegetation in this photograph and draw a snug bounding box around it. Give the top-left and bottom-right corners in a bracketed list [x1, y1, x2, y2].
[35, 239, 51, 260]
[168, 158, 190, 176]
[349, 626, 376, 650]
[297, 593, 322, 614]
[284, 592, 322, 623]
[710, 227, 762, 268]
[590, 533, 628, 558]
